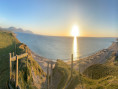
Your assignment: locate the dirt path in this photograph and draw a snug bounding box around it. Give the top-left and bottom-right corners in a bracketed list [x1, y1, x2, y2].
[31, 67, 46, 89]
[31, 51, 55, 73]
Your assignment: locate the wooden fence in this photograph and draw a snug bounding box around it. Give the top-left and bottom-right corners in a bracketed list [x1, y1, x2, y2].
[9, 52, 28, 89]
[8, 51, 74, 89]
[47, 61, 53, 89]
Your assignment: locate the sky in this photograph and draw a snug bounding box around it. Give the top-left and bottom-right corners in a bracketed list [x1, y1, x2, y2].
[0, 0, 118, 37]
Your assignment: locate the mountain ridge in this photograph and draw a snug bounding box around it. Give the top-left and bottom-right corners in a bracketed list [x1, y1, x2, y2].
[0, 26, 33, 34]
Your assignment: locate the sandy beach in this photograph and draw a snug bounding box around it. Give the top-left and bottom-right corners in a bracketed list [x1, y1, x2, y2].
[72, 41, 118, 73]
[31, 51, 55, 73]
[31, 41, 118, 74]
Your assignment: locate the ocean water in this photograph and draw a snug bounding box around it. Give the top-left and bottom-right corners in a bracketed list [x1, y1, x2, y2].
[16, 32, 116, 60]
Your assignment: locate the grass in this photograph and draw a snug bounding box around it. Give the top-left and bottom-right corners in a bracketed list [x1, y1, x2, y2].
[83, 64, 117, 79]
[0, 31, 18, 88]
[53, 55, 118, 89]
[53, 60, 82, 89]
[1, 30, 118, 89]
[0, 30, 46, 89]
[82, 53, 118, 89]
[53, 59, 71, 89]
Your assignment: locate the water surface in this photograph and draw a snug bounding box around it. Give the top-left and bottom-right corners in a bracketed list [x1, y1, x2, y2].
[16, 32, 116, 60]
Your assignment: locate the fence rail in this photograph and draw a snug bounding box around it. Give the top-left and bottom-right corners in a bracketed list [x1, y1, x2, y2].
[10, 53, 28, 61]
[9, 52, 28, 89]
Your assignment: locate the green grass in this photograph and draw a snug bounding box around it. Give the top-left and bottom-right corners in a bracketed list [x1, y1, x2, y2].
[83, 64, 117, 79]
[53, 55, 118, 89]
[53, 60, 83, 89]
[1, 30, 118, 89]
[0, 30, 46, 89]
[53, 60, 71, 89]
[82, 54, 118, 89]
[0, 31, 18, 88]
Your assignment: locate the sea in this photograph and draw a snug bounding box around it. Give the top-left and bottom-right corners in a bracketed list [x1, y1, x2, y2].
[16, 32, 116, 61]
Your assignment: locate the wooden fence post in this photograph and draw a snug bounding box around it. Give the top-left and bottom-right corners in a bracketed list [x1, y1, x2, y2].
[26, 48, 28, 68]
[47, 62, 49, 89]
[9, 53, 12, 82]
[50, 62, 53, 89]
[26, 48, 28, 82]
[15, 55, 18, 88]
[15, 41, 16, 56]
[71, 54, 73, 78]
[13, 52, 14, 57]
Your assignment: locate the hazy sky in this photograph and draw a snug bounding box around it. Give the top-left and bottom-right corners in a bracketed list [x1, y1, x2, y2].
[0, 0, 118, 37]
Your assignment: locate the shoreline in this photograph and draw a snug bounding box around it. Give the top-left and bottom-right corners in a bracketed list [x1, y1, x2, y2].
[14, 32, 56, 73]
[31, 51, 56, 73]
[72, 41, 118, 73]
[20, 33, 117, 73]
[31, 41, 118, 73]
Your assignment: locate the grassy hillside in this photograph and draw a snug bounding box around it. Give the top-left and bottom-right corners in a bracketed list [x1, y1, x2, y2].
[0, 31, 17, 88]
[52, 57, 118, 89]
[1, 30, 118, 89]
[52, 60, 81, 89]
[83, 64, 117, 79]
[0, 30, 46, 89]
[83, 54, 118, 89]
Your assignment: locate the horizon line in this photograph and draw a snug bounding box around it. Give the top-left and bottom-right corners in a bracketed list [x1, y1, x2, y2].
[25, 32, 118, 38]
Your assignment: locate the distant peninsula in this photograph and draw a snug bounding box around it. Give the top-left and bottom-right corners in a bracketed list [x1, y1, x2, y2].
[0, 26, 33, 34]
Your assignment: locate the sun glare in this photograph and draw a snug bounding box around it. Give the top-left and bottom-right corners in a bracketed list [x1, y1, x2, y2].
[71, 25, 79, 37]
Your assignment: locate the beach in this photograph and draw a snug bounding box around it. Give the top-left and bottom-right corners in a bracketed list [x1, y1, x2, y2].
[73, 41, 118, 73]
[31, 51, 55, 73]
[31, 41, 118, 74]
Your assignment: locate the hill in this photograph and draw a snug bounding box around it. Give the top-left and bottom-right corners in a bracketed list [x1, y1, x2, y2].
[83, 53, 118, 89]
[0, 26, 33, 34]
[1, 30, 118, 89]
[52, 55, 118, 89]
[0, 30, 46, 89]
[52, 60, 81, 89]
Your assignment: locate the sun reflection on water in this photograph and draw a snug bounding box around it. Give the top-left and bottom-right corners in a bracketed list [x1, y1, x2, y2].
[73, 36, 78, 60]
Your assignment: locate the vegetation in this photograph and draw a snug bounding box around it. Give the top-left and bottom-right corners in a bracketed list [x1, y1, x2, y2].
[1, 30, 118, 89]
[53, 54, 118, 89]
[83, 64, 117, 79]
[0, 30, 46, 89]
[0, 31, 17, 88]
[52, 60, 81, 89]
[82, 53, 118, 89]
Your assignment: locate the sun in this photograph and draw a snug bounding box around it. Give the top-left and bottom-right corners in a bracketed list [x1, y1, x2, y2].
[71, 25, 79, 37]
